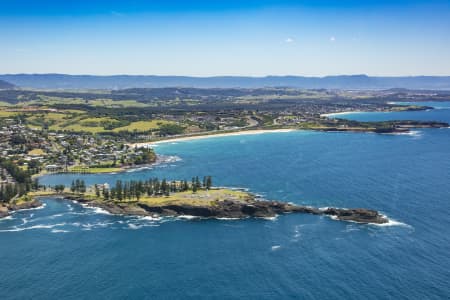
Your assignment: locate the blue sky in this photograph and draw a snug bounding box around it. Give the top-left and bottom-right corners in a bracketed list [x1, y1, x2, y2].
[1, 0, 449, 76]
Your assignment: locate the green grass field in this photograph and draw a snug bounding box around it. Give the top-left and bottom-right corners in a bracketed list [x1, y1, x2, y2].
[68, 166, 123, 173]
[113, 120, 175, 132]
[0, 110, 17, 117]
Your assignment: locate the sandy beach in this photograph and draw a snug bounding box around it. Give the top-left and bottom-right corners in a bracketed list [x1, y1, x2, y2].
[320, 111, 362, 117]
[130, 129, 295, 147]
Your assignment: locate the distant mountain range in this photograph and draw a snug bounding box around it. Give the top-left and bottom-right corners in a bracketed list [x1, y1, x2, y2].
[0, 74, 449, 90]
[0, 79, 15, 89]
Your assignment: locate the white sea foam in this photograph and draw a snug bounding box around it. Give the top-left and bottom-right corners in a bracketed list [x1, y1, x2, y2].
[261, 216, 278, 221]
[387, 130, 423, 138]
[127, 223, 142, 230]
[0, 222, 66, 232]
[89, 207, 112, 215]
[16, 203, 47, 212]
[138, 216, 161, 221]
[291, 225, 302, 241]
[177, 215, 199, 220]
[67, 212, 88, 216]
[406, 130, 422, 137]
[80, 205, 111, 215]
[47, 213, 65, 219]
[79, 221, 115, 231]
[51, 229, 70, 233]
[0, 216, 14, 221]
[371, 217, 411, 228]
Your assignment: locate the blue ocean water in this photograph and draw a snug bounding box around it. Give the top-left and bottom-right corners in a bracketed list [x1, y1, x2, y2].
[332, 101, 450, 123]
[1, 106, 450, 299]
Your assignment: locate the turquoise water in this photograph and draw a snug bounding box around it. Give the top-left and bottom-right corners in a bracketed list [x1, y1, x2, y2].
[1, 107, 450, 299]
[331, 101, 450, 123]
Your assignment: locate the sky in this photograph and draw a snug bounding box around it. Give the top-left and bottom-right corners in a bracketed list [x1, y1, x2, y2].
[1, 0, 450, 76]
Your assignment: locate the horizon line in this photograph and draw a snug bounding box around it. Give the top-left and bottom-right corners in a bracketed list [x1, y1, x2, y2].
[2, 73, 450, 78]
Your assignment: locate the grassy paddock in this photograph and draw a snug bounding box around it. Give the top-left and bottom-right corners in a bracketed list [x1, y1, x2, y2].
[113, 120, 175, 132]
[68, 166, 123, 174]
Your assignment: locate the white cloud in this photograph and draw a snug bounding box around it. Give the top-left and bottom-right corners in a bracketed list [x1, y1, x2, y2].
[330, 36, 336, 42]
[285, 37, 294, 43]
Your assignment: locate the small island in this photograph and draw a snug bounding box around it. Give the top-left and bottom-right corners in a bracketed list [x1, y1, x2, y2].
[1, 176, 388, 224]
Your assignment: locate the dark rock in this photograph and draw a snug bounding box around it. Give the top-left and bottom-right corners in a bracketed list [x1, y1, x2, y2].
[0, 205, 10, 218]
[45, 194, 389, 225]
[8, 199, 42, 211]
[0, 199, 43, 219]
[322, 208, 388, 224]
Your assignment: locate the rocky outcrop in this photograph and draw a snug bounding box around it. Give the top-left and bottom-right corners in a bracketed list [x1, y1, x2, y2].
[32, 194, 389, 224]
[0, 205, 9, 218]
[136, 200, 388, 224]
[8, 199, 42, 211]
[321, 207, 388, 224]
[0, 199, 42, 218]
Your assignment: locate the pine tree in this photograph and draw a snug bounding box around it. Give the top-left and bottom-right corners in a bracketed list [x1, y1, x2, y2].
[79, 180, 86, 193]
[95, 185, 100, 197]
[136, 189, 141, 201]
[161, 179, 167, 194]
[116, 180, 123, 200]
[206, 176, 212, 190]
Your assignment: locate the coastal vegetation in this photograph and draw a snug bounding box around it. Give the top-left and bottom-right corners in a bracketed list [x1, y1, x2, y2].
[0, 158, 38, 202]
[0, 86, 448, 221]
[64, 176, 213, 203]
[15, 180, 388, 224]
[107, 176, 213, 200]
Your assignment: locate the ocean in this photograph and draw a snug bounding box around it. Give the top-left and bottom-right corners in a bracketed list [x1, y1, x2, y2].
[1, 103, 449, 299]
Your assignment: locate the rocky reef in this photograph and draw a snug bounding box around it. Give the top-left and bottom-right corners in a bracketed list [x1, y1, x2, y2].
[0, 199, 43, 218]
[67, 195, 388, 224]
[0, 191, 388, 225]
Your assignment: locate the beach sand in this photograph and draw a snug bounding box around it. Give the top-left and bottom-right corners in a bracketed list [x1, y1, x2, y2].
[320, 111, 362, 117]
[130, 129, 295, 148]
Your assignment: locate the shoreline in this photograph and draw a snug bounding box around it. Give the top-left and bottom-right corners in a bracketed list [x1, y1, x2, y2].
[37, 154, 181, 177]
[11, 192, 388, 224]
[320, 111, 362, 117]
[130, 128, 295, 148]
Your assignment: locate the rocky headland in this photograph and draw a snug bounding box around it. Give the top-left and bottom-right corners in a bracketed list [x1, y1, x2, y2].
[1, 189, 389, 225]
[60, 192, 388, 224]
[0, 199, 43, 218]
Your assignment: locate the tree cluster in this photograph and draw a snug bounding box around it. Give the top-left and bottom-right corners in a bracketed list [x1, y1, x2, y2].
[70, 179, 86, 193]
[108, 176, 212, 201]
[132, 147, 157, 165]
[0, 178, 39, 203]
[0, 184, 22, 202]
[0, 159, 32, 185]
